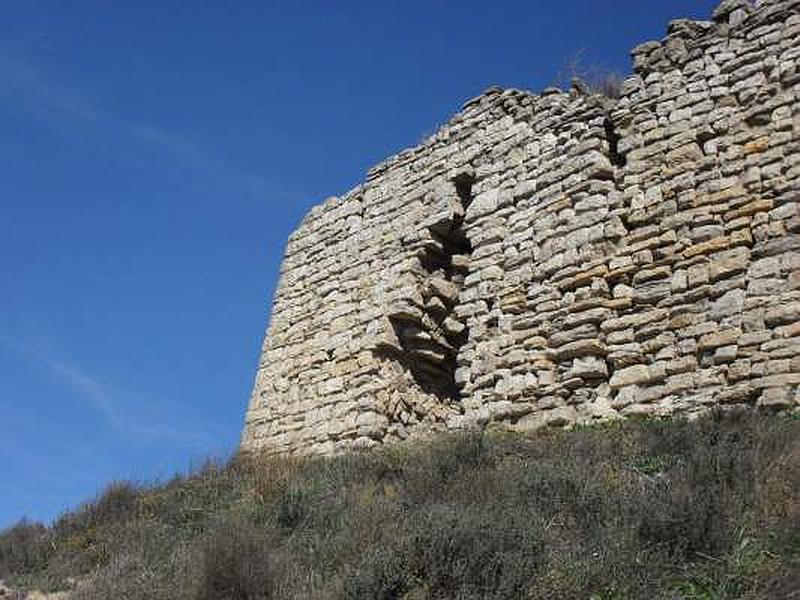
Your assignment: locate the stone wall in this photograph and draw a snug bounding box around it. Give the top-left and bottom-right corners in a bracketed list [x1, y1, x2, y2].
[242, 0, 800, 455]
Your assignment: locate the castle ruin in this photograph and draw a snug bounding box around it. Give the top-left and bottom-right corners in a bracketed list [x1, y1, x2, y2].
[243, 0, 800, 455]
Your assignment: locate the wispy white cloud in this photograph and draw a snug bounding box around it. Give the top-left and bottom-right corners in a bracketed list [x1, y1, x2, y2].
[0, 50, 103, 124]
[48, 359, 118, 420]
[0, 334, 219, 444]
[129, 122, 274, 197]
[0, 48, 278, 198]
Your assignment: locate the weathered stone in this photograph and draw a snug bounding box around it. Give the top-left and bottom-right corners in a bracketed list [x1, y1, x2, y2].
[744, 137, 770, 155]
[714, 345, 738, 364]
[601, 309, 669, 333]
[555, 339, 607, 360]
[666, 355, 698, 374]
[765, 303, 800, 326]
[684, 237, 729, 259]
[698, 329, 741, 351]
[609, 364, 665, 388]
[727, 360, 751, 382]
[710, 289, 745, 319]
[608, 344, 646, 369]
[569, 356, 609, 379]
[549, 324, 598, 347]
[724, 199, 773, 222]
[429, 277, 460, 302]
[515, 405, 578, 431]
[563, 307, 612, 327]
[709, 247, 749, 281]
[687, 263, 710, 288]
[758, 387, 793, 408]
[666, 143, 703, 169]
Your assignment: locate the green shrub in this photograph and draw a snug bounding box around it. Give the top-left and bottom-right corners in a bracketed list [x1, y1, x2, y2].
[345, 503, 544, 599]
[0, 519, 52, 578]
[192, 520, 278, 600]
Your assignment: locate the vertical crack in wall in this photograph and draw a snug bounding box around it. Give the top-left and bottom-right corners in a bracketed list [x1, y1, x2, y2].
[604, 116, 626, 168]
[381, 175, 474, 402]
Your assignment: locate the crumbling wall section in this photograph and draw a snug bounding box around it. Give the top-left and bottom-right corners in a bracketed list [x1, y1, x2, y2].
[242, 0, 800, 454]
[242, 90, 540, 454]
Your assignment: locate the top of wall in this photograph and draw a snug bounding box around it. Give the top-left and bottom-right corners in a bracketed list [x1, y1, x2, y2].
[298, 0, 794, 237]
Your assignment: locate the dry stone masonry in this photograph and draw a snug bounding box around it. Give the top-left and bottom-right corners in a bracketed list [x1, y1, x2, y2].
[243, 0, 800, 455]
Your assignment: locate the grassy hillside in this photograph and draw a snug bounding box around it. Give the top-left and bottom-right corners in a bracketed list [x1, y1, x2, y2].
[1, 410, 799, 599]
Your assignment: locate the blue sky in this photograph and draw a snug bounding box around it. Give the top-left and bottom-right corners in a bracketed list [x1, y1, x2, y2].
[0, 0, 720, 528]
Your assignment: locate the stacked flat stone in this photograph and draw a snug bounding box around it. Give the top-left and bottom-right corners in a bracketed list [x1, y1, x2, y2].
[242, 0, 800, 455]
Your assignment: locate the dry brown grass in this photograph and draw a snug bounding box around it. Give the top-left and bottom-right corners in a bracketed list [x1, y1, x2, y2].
[2, 410, 799, 599]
